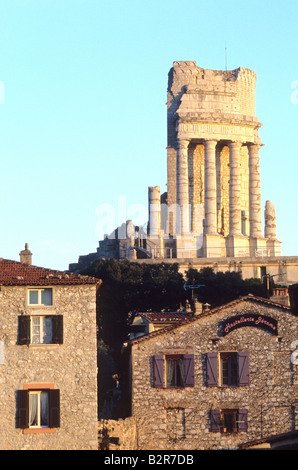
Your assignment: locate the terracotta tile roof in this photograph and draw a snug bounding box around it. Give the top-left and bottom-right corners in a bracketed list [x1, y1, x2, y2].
[140, 312, 193, 323]
[0, 258, 100, 286]
[126, 295, 292, 345]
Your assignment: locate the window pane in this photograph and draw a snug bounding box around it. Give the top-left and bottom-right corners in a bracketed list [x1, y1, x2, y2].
[176, 359, 185, 387]
[29, 291, 38, 304]
[222, 410, 237, 433]
[230, 354, 238, 385]
[167, 358, 185, 387]
[40, 391, 49, 426]
[167, 359, 175, 386]
[41, 289, 52, 306]
[43, 317, 53, 344]
[31, 316, 41, 344]
[221, 353, 238, 386]
[29, 393, 38, 426]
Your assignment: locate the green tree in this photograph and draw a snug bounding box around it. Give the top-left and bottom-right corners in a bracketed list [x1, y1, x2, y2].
[83, 260, 267, 357]
[83, 259, 185, 357]
[185, 267, 267, 307]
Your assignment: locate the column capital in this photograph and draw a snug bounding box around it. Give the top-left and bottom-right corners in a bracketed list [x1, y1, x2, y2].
[176, 139, 190, 151]
[203, 139, 218, 149]
[228, 141, 242, 150]
[247, 143, 262, 154]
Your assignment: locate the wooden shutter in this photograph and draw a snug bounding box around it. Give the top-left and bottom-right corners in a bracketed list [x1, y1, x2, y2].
[153, 355, 164, 388]
[206, 353, 218, 387]
[18, 316, 30, 345]
[210, 409, 221, 432]
[52, 315, 63, 344]
[238, 409, 248, 432]
[49, 389, 60, 428]
[17, 390, 29, 428]
[238, 352, 249, 386]
[183, 354, 194, 387]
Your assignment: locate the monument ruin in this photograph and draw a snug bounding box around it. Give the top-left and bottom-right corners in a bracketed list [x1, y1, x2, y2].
[70, 62, 298, 285]
[146, 61, 281, 260]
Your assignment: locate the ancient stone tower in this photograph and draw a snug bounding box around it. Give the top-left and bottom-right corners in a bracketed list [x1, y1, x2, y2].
[70, 61, 284, 273]
[146, 61, 280, 259]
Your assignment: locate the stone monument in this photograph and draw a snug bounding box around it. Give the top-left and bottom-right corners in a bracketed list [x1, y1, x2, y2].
[146, 61, 281, 259]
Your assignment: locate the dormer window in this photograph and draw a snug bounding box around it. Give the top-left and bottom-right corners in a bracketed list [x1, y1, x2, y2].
[28, 288, 53, 306]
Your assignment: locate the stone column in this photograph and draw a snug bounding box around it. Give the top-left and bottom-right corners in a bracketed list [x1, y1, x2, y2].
[264, 200, 276, 239]
[204, 140, 218, 234]
[229, 141, 242, 236]
[148, 186, 161, 239]
[176, 139, 190, 234]
[248, 144, 262, 238]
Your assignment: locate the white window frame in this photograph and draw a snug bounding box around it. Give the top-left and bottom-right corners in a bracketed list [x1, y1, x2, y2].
[29, 390, 50, 428]
[28, 288, 53, 306]
[30, 316, 53, 344]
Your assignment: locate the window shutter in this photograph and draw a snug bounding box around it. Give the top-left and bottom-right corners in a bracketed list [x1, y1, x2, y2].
[18, 316, 30, 345]
[206, 353, 218, 387]
[238, 409, 248, 432]
[183, 354, 194, 387]
[17, 390, 29, 428]
[238, 352, 249, 386]
[210, 409, 221, 432]
[153, 355, 164, 388]
[49, 389, 60, 428]
[52, 315, 63, 344]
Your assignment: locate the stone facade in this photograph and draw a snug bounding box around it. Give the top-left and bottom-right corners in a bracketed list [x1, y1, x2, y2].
[124, 296, 298, 450]
[0, 257, 99, 450]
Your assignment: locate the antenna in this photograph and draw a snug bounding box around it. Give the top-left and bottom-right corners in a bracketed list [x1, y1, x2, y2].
[225, 41, 227, 71]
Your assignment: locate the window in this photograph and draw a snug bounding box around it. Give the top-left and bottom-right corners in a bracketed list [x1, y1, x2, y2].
[29, 391, 50, 428]
[18, 315, 63, 345]
[166, 355, 185, 387]
[221, 352, 238, 386]
[152, 354, 194, 388]
[31, 316, 53, 344]
[17, 388, 60, 430]
[210, 409, 248, 433]
[220, 409, 238, 433]
[206, 352, 249, 387]
[28, 288, 53, 306]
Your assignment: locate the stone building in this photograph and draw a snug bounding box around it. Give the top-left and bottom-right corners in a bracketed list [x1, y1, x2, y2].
[0, 247, 100, 450]
[70, 61, 298, 286]
[122, 295, 298, 450]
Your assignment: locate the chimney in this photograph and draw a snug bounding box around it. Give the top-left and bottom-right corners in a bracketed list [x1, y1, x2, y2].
[19, 243, 32, 265]
[193, 300, 203, 315]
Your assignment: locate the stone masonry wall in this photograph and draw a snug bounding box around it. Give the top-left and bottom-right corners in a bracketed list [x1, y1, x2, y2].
[0, 284, 98, 450]
[129, 300, 298, 450]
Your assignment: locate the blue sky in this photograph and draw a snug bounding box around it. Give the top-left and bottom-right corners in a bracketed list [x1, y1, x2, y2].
[0, 0, 297, 270]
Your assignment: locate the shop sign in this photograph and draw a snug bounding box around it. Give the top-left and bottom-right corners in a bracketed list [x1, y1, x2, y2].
[219, 313, 278, 337]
